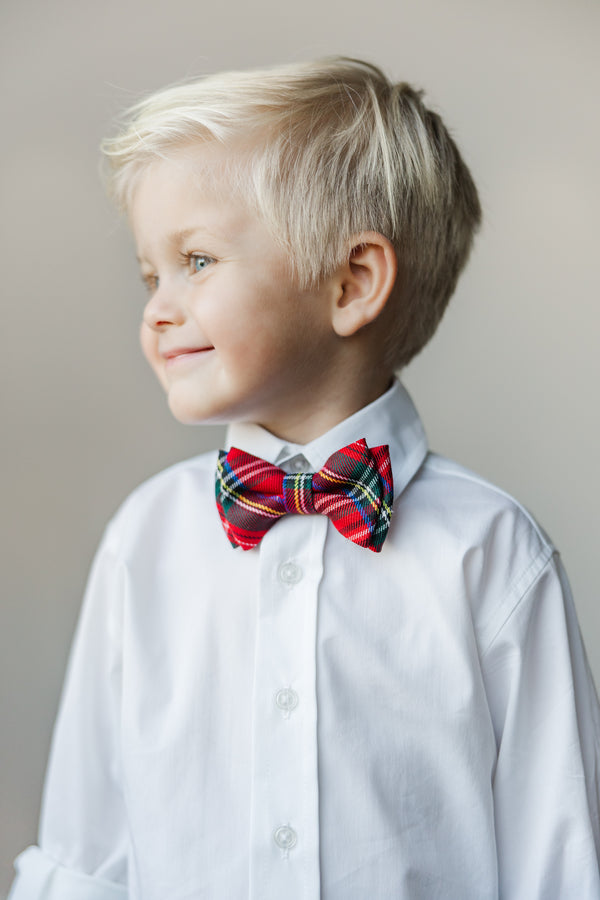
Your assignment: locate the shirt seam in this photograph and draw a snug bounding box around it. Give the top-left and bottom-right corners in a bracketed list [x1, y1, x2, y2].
[481, 545, 556, 657]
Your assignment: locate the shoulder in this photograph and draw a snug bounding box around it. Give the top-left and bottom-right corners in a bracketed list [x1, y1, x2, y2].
[427, 448, 549, 517]
[400, 452, 557, 649]
[407, 451, 554, 553]
[102, 450, 219, 557]
[117, 449, 218, 514]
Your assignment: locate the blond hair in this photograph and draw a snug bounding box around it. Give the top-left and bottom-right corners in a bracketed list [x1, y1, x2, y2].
[102, 57, 481, 368]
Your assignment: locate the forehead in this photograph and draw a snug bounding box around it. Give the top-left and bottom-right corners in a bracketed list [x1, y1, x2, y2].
[129, 143, 254, 252]
[136, 140, 232, 196]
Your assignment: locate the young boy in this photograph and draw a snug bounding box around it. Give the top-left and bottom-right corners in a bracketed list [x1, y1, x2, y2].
[9, 58, 600, 899]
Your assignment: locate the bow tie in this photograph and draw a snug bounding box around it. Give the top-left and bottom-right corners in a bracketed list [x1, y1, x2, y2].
[215, 438, 393, 552]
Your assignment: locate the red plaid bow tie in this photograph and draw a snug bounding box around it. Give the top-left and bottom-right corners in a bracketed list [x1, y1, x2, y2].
[215, 438, 393, 552]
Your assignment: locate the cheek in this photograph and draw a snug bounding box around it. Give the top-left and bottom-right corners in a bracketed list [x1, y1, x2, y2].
[139, 322, 168, 390]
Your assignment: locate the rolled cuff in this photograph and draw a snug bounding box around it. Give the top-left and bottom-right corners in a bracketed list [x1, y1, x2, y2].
[8, 846, 127, 900]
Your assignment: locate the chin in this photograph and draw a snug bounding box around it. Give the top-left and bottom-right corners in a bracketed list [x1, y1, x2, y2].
[167, 395, 229, 427]
[167, 396, 204, 425]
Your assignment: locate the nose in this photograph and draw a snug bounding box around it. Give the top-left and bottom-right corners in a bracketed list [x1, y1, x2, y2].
[143, 281, 185, 331]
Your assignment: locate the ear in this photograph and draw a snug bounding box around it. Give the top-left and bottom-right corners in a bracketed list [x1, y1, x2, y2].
[331, 232, 398, 338]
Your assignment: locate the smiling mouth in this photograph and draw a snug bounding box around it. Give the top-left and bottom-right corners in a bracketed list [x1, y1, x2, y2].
[163, 347, 214, 364]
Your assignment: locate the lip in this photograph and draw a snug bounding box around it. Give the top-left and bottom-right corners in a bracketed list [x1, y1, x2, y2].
[162, 346, 214, 363]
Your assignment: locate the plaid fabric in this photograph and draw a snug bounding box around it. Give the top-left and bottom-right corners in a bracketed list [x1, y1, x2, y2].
[215, 438, 393, 552]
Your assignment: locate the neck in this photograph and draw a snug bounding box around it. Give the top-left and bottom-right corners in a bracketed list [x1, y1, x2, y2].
[256, 373, 394, 444]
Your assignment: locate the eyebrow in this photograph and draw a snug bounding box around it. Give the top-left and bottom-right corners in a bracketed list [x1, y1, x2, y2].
[136, 225, 221, 264]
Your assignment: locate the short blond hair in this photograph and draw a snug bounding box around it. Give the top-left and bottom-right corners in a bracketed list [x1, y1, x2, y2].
[102, 57, 481, 368]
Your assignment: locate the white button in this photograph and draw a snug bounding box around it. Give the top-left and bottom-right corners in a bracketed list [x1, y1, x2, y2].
[288, 454, 310, 473]
[277, 561, 303, 585]
[274, 825, 297, 850]
[275, 688, 299, 713]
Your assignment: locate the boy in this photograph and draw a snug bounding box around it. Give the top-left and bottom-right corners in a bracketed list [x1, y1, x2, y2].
[9, 58, 600, 899]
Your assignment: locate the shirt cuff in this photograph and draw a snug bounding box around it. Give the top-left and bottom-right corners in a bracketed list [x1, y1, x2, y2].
[8, 846, 127, 900]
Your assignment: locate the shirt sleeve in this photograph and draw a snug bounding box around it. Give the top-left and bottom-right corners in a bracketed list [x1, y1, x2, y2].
[482, 552, 600, 899]
[9, 527, 130, 898]
[8, 847, 127, 900]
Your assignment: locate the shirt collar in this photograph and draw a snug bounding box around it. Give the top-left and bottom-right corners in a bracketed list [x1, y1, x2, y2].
[225, 379, 428, 502]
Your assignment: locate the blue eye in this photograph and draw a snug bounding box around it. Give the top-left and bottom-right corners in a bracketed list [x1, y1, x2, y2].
[177, 250, 215, 274]
[190, 254, 213, 273]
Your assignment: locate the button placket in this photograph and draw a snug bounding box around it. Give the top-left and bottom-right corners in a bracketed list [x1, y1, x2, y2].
[250, 515, 326, 897]
[272, 556, 302, 858]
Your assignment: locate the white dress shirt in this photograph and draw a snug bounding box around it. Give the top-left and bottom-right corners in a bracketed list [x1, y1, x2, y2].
[9, 380, 600, 899]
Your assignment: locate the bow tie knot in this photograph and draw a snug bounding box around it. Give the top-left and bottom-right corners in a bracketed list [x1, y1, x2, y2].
[215, 438, 394, 552]
[283, 473, 316, 515]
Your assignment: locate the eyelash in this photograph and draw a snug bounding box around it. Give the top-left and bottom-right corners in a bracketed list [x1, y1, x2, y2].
[140, 253, 215, 294]
[178, 251, 215, 274]
[141, 274, 159, 294]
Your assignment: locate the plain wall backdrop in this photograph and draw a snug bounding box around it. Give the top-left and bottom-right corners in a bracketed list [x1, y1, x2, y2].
[1, 0, 598, 894]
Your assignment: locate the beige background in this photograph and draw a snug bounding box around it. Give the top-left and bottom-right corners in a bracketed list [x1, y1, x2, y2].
[1, 0, 598, 893]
